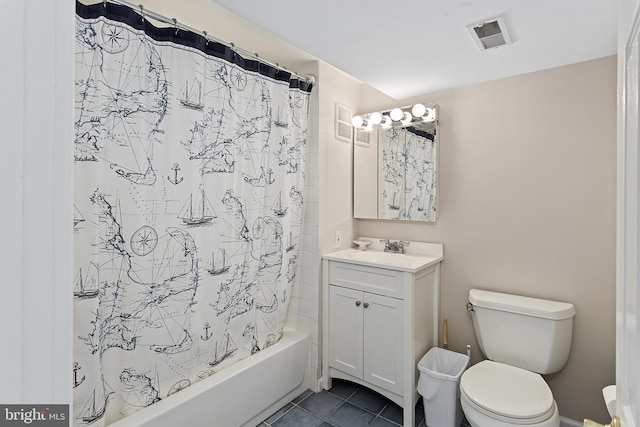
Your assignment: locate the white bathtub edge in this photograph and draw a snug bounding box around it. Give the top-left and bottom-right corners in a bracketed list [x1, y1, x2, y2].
[110, 328, 310, 427]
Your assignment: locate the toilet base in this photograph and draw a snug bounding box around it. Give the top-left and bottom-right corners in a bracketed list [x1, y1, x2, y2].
[461, 396, 560, 427]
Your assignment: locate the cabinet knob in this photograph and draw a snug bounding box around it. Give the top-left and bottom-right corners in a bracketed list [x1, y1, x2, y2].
[355, 301, 362, 307]
[363, 302, 369, 308]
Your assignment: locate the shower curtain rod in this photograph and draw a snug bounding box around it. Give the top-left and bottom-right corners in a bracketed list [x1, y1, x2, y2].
[97, 0, 316, 85]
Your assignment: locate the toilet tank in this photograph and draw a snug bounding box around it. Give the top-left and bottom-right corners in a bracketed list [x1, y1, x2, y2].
[468, 289, 576, 374]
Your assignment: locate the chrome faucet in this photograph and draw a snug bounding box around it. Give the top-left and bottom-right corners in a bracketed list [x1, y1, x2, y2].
[380, 239, 410, 254]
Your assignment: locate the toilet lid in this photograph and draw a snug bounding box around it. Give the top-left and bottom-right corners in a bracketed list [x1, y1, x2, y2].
[460, 360, 555, 422]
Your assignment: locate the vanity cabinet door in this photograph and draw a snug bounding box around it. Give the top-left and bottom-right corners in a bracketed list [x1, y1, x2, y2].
[329, 284, 404, 395]
[363, 292, 404, 395]
[329, 285, 364, 379]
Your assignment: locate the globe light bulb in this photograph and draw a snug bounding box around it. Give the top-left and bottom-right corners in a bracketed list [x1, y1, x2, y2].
[380, 115, 392, 129]
[401, 111, 413, 126]
[370, 112, 383, 125]
[411, 103, 426, 118]
[390, 108, 404, 121]
[351, 115, 364, 128]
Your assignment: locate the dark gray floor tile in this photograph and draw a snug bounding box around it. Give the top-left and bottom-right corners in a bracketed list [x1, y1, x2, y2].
[326, 402, 375, 427]
[327, 379, 359, 400]
[347, 387, 388, 414]
[380, 402, 403, 424]
[264, 402, 293, 424]
[292, 389, 313, 404]
[272, 407, 323, 427]
[370, 416, 400, 427]
[298, 391, 344, 418]
[415, 404, 426, 425]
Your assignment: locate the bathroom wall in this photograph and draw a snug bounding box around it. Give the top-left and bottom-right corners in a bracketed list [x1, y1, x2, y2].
[309, 61, 361, 387]
[357, 56, 617, 423]
[1, 0, 75, 404]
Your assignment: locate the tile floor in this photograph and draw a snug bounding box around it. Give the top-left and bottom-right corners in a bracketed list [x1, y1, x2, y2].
[258, 378, 471, 427]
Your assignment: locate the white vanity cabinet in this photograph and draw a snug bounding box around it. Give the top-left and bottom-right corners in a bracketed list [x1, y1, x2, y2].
[322, 242, 443, 427]
[329, 284, 404, 395]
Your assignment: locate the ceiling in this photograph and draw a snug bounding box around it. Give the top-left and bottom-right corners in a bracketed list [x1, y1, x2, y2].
[210, 0, 617, 100]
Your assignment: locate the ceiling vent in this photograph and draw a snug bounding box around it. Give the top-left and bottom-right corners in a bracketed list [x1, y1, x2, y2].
[467, 17, 512, 51]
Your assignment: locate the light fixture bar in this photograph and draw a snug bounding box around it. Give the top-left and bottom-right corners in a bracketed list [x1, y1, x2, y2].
[351, 103, 437, 131]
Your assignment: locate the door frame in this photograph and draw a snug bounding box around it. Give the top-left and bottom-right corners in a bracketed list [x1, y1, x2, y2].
[617, 0, 640, 425]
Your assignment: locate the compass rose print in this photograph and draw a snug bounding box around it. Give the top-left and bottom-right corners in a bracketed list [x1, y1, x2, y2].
[101, 23, 130, 54]
[130, 225, 158, 256]
[230, 68, 248, 91]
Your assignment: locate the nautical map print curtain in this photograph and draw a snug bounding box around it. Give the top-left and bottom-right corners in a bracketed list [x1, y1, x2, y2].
[73, 3, 312, 425]
[380, 127, 436, 221]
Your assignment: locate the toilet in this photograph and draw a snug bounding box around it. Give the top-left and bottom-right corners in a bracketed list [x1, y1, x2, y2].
[460, 289, 576, 427]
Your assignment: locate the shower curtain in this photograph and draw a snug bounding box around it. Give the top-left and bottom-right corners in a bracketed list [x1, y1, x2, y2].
[380, 126, 436, 221]
[72, 2, 312, 425]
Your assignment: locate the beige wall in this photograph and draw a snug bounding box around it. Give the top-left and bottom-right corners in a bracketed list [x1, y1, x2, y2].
[317, 62, 359, 254]
[357, 56, 617, 423]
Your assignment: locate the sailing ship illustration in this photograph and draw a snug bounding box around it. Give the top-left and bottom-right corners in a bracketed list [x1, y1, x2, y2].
[73, 205, 85, 229]
[73, 262, 99, 299]
[271, 192, 288, 217]
[387, 191, 400, 210]
[206, 249, 230, 275]
[79, 385, 113, 424]
[179, 78, 204, 110]
[178, 186, 217, 225]
[273, 107, 288, 128]
[208, 333, 237, 366]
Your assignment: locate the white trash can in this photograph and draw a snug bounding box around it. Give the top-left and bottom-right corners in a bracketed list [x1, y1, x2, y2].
[418, 347, 470, 427]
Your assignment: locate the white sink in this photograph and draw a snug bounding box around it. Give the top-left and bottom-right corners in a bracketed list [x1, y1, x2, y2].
[348, 250, 410, 264]
[323, 248, 442, 272]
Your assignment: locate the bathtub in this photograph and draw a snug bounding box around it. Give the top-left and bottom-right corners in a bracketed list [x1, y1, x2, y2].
[110, 329, 310, 427]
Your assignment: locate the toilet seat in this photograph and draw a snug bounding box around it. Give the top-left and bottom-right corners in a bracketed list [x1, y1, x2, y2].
[460, 360, 556, 424]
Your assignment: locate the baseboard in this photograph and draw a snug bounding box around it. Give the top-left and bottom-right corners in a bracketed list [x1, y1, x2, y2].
[560, 416, 583, 427]
[314, 376, 324, 393]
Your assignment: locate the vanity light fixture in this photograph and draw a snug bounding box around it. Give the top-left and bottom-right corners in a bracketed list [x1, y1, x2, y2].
[351, 115, 373, 131]
[380, 115, 392, 129]
[352, 103, 437, 131]
[369, 112, 383, 125]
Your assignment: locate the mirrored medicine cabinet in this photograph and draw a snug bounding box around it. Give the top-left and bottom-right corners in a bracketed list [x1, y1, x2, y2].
[353, 103, 438, 222]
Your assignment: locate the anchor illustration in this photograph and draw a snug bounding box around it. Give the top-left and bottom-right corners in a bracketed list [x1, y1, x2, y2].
[73, 362, 86, 388]
[201, 322, 212, 341]
[265, 168, 275, 185]
[168, 163, 184, 185]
